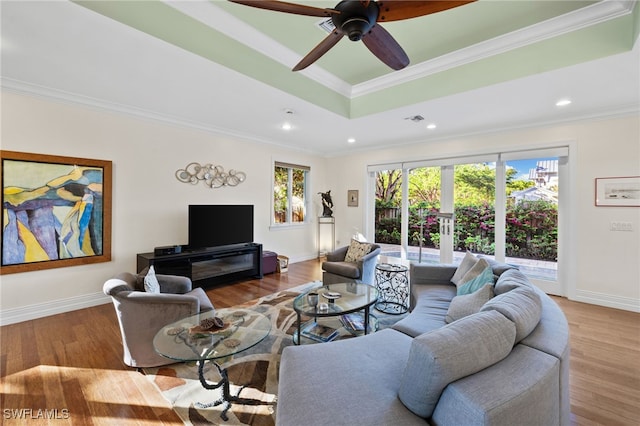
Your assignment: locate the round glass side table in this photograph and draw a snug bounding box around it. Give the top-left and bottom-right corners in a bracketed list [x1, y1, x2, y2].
[153, 308, 271, 421]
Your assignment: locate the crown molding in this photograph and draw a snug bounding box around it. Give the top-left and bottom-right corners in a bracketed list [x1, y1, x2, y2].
[322, 104, 640, 158]
[353, 0, 636, 97]
[169, 0, 635, 100]
[1, 77, 323, 156]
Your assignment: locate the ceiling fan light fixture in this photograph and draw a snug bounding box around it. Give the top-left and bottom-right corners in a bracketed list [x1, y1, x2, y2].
[331, 0, 378, 41]
[426, 123, 437, 130]
[555, 98, 572, 107]
[341, 17, 372, 41]
[231, 0, 476, 71]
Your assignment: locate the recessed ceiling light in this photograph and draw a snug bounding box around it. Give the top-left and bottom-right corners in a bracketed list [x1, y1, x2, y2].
[555, 99, 572, 107]
[347, 138, 356, 143]
[426, 123, 437, 130]
[281, 108, 294, 130]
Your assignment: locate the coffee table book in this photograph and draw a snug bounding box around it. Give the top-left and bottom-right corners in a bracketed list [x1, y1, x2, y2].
[300, 321, 339, 343]
[340, 313, 366, 332]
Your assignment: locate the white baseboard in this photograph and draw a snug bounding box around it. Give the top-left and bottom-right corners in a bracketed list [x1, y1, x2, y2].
[0, 256, 319, 326]
[0, 292, 110, 326]
[572, 289, 640, 313]
[287, 252, 320, 264]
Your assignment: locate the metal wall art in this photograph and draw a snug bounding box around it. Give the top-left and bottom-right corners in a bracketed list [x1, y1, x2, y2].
[175, 163, 246, 189]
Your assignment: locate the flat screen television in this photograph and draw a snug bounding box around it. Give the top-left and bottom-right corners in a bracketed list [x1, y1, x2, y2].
[188, 205, 254, 250]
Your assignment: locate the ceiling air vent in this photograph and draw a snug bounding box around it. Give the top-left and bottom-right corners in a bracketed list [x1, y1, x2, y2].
[317, 18, 335, 33]
[405, 115, 425, 122]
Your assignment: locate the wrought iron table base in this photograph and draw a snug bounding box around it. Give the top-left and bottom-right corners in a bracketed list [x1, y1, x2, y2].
[375, 263, 410, 315]
[196, 358, 274, 421]
[375, 300, 408, 315]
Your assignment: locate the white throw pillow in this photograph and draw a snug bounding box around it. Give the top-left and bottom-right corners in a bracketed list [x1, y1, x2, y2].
[450, 251, 478, 285]
[144, 265, 161, 293]
[344, 239, 373, 262]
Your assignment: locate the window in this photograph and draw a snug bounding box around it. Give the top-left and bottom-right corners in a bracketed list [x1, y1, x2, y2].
[273, 161, 309, 225]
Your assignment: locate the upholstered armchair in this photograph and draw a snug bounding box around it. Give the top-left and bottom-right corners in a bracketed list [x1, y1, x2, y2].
[103, 271, 215, 368]
[322, 241, 381, 285]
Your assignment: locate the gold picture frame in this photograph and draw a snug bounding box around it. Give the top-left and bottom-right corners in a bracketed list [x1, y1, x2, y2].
[1, 151, 112, 274]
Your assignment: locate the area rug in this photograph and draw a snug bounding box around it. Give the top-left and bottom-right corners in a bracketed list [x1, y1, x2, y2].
[143, 281, 407, 425]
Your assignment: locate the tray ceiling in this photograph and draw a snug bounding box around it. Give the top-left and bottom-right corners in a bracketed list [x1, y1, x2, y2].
[2, 1, 639, 155]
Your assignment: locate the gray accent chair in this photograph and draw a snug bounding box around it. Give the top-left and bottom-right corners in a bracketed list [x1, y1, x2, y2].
[321, 244, 381, 285]
[103, 271, 215, 368]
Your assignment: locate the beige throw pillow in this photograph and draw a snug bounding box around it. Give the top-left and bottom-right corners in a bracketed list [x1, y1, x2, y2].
[344, 239, 373, 262]
[458, 257, 491, 287]
[445, 283, 495, 323]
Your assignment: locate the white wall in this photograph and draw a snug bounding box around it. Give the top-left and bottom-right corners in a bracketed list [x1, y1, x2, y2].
[1, 91, 638, 325]
[327, 115, 640, 312]
[0, 92, 326, 324]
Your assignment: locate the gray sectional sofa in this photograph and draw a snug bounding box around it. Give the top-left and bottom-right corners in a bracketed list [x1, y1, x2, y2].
[276, 256, 570, 426]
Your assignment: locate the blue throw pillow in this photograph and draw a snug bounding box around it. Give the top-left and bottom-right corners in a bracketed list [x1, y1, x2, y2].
[458, 265, 494, 295]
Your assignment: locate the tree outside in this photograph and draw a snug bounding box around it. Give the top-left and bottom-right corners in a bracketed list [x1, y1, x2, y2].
[274, 166, 306, 223]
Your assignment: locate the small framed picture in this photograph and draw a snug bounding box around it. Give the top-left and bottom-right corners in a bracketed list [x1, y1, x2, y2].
[595, 176, 640, 207]
[347, 190, 358, 207]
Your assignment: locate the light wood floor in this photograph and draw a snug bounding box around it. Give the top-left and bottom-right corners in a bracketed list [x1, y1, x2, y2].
[1, 258, 638, 425]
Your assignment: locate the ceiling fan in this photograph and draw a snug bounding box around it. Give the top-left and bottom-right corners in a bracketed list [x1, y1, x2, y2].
[228, 0, 476, 71]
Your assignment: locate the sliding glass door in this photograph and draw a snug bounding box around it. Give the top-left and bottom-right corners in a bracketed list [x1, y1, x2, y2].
[453, 162, 496, 264]
[501, 154, 561, 289]
[374, 168, 403, 258]
[370, 147, 568, 295]
[407, 166, 442, 264]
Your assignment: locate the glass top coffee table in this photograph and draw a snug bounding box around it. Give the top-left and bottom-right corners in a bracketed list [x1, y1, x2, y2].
[153, 308, 271, 420]
[293, 282, 379, 344]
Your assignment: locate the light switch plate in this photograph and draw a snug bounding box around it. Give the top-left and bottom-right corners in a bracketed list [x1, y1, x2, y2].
[610, 222, 633, 231]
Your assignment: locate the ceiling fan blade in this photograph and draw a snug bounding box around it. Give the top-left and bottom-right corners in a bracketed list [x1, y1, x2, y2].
[228, 0, 338, 17]
[293, 30, 345, 71]
[377, 0, 476, 22]
[362, 24, 409, 70]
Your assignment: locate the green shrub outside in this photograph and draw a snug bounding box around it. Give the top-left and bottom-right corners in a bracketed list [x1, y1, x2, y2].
[374, 200, 558, 261]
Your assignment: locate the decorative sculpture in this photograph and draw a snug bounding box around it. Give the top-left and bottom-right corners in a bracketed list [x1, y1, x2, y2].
[175, 163, 246, 189]
[319, 190, 334, 217]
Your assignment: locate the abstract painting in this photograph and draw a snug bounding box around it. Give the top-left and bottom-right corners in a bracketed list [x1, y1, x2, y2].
[1, 151, 112, 274]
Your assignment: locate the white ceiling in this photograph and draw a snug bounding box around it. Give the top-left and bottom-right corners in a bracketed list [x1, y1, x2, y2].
[1, 0, 639, 156]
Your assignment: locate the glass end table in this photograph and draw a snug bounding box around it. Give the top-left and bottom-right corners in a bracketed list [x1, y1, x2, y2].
[292, 282, 379, 344]
[153, 308, 271, 420]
